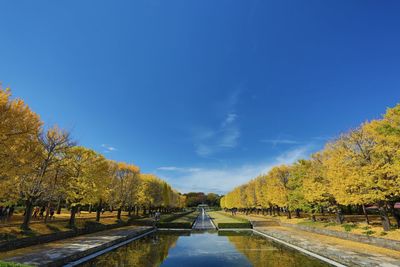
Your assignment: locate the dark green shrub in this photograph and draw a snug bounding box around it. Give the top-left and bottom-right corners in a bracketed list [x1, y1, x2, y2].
[218, 223, 252, 229]
[156, 222, 192, 229]
[132, 220, 154, 226]
[362, 230, 375, 236]
[324, 222, 337, 227]
[84, 221, 105, 230]
[342, 223, 357, 232]
[0, 261, 32, 267]
[0, 233, 17, 242]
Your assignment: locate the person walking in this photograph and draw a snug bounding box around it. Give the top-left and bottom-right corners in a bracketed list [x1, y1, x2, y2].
[0, 206, 3, 223]
[155, 211, 161, 221]
[32, 206, 40, 219]
[3, 206, 9, 223]
[49, 207, 55, 220]
[39, 206, 45, 219]
[7, 206, 14, 222]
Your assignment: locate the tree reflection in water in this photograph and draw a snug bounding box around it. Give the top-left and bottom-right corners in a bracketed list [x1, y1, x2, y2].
[80, 233, 179, 267]
[80, 231, 329, 267]
[223, 231, 328, 267]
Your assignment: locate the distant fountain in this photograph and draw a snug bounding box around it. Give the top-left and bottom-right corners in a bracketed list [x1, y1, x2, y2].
[192, 207, 216, 230]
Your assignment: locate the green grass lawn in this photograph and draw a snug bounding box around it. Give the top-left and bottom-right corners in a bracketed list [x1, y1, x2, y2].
[208, 211, 248, 223]
[172, 211, 199, 223]
[155, 211, 199, 229]
[207, 211, 251, 228]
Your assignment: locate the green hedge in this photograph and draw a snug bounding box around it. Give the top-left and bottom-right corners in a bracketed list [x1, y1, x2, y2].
[160, 211, 193, 223]
[0, 261, 32, 267]
[0, 233, 17, 242]
[218, 222, 252, 229]
[84, 220, 104, 230]
[156, 222, 192, 229]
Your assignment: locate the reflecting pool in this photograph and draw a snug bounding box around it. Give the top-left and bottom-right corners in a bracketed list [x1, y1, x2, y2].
[79, 231, 330, 267]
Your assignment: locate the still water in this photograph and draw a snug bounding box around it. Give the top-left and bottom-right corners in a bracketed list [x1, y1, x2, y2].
[79, 230, 330, 267]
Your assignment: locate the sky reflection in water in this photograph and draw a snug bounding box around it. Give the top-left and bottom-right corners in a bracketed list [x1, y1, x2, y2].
[80, 231, 329, 267]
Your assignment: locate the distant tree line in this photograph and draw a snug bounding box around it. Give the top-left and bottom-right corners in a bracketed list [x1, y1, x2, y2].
[184, 192, 222, 207]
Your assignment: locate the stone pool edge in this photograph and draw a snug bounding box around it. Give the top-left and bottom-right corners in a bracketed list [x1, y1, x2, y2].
[63, 228, 157, 267]
[252, 229, 346, 267]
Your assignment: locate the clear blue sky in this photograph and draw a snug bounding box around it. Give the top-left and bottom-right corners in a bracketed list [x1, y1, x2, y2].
[1, 1, 400, 194]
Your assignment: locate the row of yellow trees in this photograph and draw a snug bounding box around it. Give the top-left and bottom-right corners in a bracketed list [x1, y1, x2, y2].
[221, 104, 400, 231]
[0, 88, 186, 230]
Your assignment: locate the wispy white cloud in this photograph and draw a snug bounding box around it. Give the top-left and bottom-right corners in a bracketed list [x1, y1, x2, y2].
[312, 135, 333, 141]
[276, 145, 311, 162]
[157, 145, 314, 194]
[194, 113, 240, 156]
[157, 166, 181, 171]
[261, 139, 302, 146]
[157, 166, 202, 172]
[193, 91, 242, 157]
[101, 144, 117, 153]
[261, 135, 333, 147]
[222, 113, 237, 127]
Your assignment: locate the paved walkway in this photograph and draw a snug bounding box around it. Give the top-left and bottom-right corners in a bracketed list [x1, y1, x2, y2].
[192, 211, 216, 230]
[255, 226, 400, 267]
[0, 225, 153, 266]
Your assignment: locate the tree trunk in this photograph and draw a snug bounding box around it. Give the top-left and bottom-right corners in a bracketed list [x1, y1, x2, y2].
[357, 205, 363, 215]
[336, 206, 344, 224]
[287, 207, 291, 219]
[21, 199, 34, 230]
[89, 204, 92, 213]
[117, 207, 122, 221]
[276, 207, 280, 216]
[378, 202, 391, 231]
[44, 202, 51, 223]
[295, 209, 300, 218]
[347, 205, 353, 215]
[68, 206, 77, 228]
[388, 202, 400, 229]
[56, 197, 62, 214]
[96, 199, 102, 222]
[362, 204, 370, 225]
[311, 210, 316, 222]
